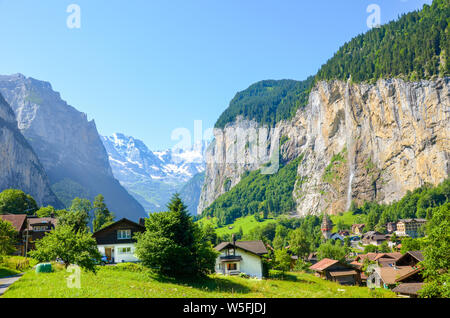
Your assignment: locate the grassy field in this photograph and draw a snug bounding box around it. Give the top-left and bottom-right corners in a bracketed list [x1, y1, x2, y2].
[0, 267, 20, 278]
[2, 265, 396, 298]
[330, 211, 366, 232]
[197, 215, 278, 238]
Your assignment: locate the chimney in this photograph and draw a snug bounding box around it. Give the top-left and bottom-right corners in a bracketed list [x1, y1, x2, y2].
[139, 218, 146, 226]
[231, 234, 236, 256]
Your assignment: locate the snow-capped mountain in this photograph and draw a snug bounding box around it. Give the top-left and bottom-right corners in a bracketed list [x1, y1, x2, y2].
[101, 133, 206, 214]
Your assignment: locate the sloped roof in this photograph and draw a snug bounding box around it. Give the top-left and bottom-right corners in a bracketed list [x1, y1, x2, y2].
[215, 240, 268, 256]
[392, 283, 424, 296]
[309, 258, 339, 271]
[0, 214, 27, 232]
[27, 217, 58, 230]
[375, 266, 416, 285]
[374, 252, 402, 261]
[329, 270, 358, 277]
[408, 251, 424, 262]
[92, 218, 145, 237]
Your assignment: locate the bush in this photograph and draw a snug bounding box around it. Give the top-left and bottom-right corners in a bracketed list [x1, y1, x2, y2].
[113, 262, 147, 273]
[0, 256, 38, 271]
[239, 273, 250, 279]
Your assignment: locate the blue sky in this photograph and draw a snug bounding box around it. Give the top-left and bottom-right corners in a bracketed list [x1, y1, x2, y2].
[0, 0, 431, 150]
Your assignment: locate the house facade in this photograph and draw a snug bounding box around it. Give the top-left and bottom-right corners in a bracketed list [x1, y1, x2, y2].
[396, 219, 427, 238]
[0, 214, 57, 256]
[0, 214, 27, 255]
[310, 258, 361, 286]
[93, 218, 145, 263]
[214, 240, 268, 279]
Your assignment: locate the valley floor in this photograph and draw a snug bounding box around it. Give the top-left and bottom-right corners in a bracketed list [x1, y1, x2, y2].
[1, 266, 395, 298]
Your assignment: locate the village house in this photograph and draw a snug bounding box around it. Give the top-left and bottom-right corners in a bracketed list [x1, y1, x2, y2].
[93, 218, 146, 263]
[395, 251, 424, 267]
[361, 231, 387, 246]
[386, 222, 397, 234]
[214, 238, 268, 279]
[0, 214, 27, 255]
[26, 216, 58, 251]
[0, 214, 58, 256]
[396, 219, 427, 238]
[309, 258, 361, 286]
[368, 265, 418, 289]
[354, 252, 403, 268]
[391, 251, 425, 297]
[392, 282, 424, 298]
[351, 224, 365, 235]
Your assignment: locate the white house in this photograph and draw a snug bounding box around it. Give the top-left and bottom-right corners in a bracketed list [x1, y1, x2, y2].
[214, 240, 268, 279]
[92, 218, 146, 263]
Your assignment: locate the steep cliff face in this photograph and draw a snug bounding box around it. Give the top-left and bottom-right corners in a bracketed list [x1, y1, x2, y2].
[199, 78, 450, 216]
[0, 93, 61, 207]
[0, 74, 146, 220]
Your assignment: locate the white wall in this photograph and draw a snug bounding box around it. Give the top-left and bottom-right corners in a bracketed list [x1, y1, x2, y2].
[98, 243, 139, 263]
[216, 247, 264, 279]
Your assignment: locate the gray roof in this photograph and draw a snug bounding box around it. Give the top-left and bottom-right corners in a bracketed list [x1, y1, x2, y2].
[392, 283, 424, 296]
[215, 240, 268, 256]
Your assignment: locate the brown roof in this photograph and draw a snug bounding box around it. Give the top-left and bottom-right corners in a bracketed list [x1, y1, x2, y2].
[375, 266, 417, 285]
[0, 214, 27, 232]
[329, 270, 358, 277]
[27, 217, 58, 230]
[309, 258, 339, 271]
[407, 251, 424, 262]
[392, 283, 424, 296]
[395, 268, 422, 283]
[356, 252, 402, 262]
[215, 240, 268, 256]
[92, 218, 145, 237]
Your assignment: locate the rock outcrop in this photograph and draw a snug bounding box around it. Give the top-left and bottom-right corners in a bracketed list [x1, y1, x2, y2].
[199, 78, 450, 216]
[0, 74, 146, 220]
[0, 92, 61, 207]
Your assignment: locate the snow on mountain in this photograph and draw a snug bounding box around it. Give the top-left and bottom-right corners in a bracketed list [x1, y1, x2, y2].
[101, 133, 206, 214]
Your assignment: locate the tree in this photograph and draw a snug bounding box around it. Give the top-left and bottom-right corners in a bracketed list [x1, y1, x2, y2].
[288, 228, 310, 260]
[29, 225, 101, 272]
[135, 193, 218, 277]
[201, 222, 218, 246]
[0, 218, 17, 257]
[0, 189, 38, 215]
[92, 195, 115, 232]
[58, 198, 92, 233]
[36, 206, 56, 218]
[400, 237, 424, 254]
[273, 249, 291, 273]
[419, 203, 450, 298]
[317, 241, 348, 262]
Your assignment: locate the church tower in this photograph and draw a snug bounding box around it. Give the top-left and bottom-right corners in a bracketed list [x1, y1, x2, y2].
[321, 214, 333, 240]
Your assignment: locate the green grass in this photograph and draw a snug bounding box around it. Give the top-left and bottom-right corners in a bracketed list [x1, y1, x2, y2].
[198, 215, 278, 238]
[0, 267, 20, 278]
[2, 265, 396, 298]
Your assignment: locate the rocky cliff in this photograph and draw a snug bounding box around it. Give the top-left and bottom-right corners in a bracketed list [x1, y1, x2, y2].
[0, 92, 61, 207]
[0, 74, 146, 220]
[198, 78, 450, 216]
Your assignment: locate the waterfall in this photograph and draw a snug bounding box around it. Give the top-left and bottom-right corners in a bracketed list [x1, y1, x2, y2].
[347, 164, 354, 210]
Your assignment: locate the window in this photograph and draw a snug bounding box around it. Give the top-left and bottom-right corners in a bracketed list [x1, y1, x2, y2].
[32, 225, 47, 232]
[118, 247, 132, 254]
[117, 229, 131, 240]
[227, 263, 237, 271]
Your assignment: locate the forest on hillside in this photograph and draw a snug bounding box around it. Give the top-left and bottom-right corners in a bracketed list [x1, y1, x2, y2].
[215, 0, 449, 129]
